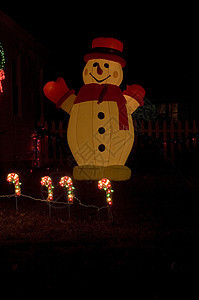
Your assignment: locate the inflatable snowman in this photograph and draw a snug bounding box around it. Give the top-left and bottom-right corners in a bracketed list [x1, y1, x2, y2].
[44, 37, 145, 180]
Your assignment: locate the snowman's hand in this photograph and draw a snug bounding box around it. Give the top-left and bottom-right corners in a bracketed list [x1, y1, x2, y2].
[124, 95, 140, 114]
[43, 77, 75, 113]
[123, 84, 145, 107]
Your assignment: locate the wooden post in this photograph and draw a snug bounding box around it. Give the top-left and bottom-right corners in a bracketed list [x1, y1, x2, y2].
[170, 120, 175, 162]
[140, 120, 145, 135]
[163, 120, 167, 161]
[148, 120, 152, 144]
[140, 120, 145, 152]
[40, 120, 49, 167]
[178, 120, 182, 153]
[51, 121, 56, 161]
[185, 120, 189, 151]
[192, 120, 197, 150]
[155, 120, 160, 139]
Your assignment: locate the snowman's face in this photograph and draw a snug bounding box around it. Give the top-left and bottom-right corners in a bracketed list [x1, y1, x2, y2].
[83, 59, 123, 86]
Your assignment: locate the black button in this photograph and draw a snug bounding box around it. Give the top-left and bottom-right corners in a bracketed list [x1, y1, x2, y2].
[98, 112, 105, 119]
[98, 127, 105, 134]
[98, 144, 105, 152]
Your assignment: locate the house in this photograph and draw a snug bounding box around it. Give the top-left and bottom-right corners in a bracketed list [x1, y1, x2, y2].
[0, 11, 50, 169]
[158, 102, 178, 122]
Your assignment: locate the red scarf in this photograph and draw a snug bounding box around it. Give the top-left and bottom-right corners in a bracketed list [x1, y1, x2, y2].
[74, 83, 129, 130]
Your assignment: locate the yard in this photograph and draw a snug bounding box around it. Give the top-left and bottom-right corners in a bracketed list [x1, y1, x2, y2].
[0, 158, 199, 297]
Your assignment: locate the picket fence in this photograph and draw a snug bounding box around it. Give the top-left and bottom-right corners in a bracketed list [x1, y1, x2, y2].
[37, 119, 199, 167]
[133, 119, 198, 162]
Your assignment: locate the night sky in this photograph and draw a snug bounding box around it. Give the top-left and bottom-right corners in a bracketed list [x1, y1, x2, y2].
[1, 3, 198, 105]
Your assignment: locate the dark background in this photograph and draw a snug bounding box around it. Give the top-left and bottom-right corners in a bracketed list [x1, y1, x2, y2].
[1, 4, 199, 295]
[1, 3, 198, 105]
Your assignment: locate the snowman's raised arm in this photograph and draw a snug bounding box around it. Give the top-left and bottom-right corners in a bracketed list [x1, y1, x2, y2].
[43, 77, 76, 115]
[123, 84, 145, 114]
[59, 93, 76, 115]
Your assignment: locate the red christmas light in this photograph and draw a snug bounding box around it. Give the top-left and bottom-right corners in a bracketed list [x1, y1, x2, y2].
[0, 69, 5, 93]
[7, 173, 21, 196]
[98, 178, 113, 206]
[41, 176, 54, 201]
[59, 176, 75, 203]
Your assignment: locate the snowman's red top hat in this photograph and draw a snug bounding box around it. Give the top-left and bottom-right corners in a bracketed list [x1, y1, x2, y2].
[84, 37, 126, 68]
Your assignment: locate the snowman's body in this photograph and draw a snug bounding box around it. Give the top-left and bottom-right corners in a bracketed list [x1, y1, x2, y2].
[59, 57, 141, 180]
[67, 100, 134, 166]
[44, 38, 145, 180]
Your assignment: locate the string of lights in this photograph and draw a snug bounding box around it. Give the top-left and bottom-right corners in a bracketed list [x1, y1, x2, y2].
[0, 193, 109, 212]
[1, 173, 113, 215]
[0, 41, 5, 93]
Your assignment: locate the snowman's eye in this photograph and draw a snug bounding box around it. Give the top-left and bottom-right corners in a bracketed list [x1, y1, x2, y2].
[93, 62, 98, 67]
[104, 63, 109, 68]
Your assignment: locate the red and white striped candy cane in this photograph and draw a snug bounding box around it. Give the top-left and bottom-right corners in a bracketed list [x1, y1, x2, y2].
[59, 176, 74, 203]
[7, 173, 21, 196]
[98, 178, 113, 206]
[41, 176, 54, 201]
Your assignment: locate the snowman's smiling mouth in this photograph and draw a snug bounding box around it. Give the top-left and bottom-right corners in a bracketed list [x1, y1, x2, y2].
[89, 72, 111, 83]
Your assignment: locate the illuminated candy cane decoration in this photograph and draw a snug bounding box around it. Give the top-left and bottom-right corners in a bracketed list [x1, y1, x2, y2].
[59, 176, 75, 203]
[7, 173, 21, 196]
[98, 178, 114, 206]
[41, 176, 54, 201]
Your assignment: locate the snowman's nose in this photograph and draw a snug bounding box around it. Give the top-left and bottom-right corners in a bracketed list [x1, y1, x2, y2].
[97, 64, 103, 75]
